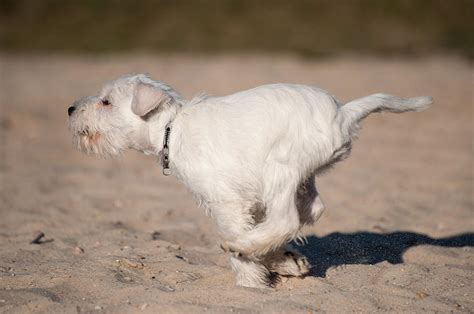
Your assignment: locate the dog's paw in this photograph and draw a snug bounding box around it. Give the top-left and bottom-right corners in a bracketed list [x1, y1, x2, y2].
[279, 250, 311, 277]
[264, 248, 311, 277]
[220, 240, 254, 257]
[220, 243, 243, 259]
[219, 242, 231, 253]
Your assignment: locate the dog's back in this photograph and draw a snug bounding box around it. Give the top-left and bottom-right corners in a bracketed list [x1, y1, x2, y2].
[176, 84, 343, 179]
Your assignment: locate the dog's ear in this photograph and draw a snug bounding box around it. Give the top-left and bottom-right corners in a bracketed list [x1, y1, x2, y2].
[131, 81, 170, 117]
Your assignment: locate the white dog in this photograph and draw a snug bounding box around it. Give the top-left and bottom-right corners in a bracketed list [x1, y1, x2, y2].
[68, 74, 431, 288]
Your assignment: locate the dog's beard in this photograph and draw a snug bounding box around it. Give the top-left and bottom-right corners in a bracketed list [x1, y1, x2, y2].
[71, 127, 127, 159]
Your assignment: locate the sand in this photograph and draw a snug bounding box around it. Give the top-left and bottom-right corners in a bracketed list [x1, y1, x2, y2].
[0, 54, 472, 313]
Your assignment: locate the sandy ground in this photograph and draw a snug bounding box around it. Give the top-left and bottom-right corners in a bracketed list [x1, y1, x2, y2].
[0, 54, 472, 313]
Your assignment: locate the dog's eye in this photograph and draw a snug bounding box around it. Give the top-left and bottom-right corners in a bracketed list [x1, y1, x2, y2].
[101, 99, 111, 106]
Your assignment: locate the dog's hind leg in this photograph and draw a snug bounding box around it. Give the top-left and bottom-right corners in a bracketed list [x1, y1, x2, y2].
[296, 174, 325, 227]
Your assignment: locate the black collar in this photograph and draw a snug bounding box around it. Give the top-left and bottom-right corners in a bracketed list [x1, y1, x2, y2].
[161, 122, 172, 176]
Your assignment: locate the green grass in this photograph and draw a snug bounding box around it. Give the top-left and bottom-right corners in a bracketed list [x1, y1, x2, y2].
[1, 0, 472, 57]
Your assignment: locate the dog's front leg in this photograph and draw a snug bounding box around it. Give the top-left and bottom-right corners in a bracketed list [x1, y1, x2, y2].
[222, 165, 302, 257]
[211, 201, 277, 288]
[230, 254, 277, 288]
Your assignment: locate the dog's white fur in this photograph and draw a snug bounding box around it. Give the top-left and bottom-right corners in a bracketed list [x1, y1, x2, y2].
[68, 74, 432, 288]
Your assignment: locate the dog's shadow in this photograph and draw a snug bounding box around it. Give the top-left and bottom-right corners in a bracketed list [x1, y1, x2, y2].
[297, 231, 474, 277]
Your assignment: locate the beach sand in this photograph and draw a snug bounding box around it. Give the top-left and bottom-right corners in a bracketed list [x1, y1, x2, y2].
[0, 54, 472, 313]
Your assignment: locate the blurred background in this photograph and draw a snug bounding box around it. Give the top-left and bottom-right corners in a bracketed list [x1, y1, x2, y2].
[0, 1, 473, 312]
[0, 0, 473, 57]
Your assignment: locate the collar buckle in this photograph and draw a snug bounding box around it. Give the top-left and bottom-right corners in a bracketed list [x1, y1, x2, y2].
[161, 123, 172, 176]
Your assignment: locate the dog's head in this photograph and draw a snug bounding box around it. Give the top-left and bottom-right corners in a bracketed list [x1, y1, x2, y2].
[67, 74, 182, 158]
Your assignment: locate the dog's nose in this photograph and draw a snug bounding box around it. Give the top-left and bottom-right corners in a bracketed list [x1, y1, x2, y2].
[68, 106, 76, 116]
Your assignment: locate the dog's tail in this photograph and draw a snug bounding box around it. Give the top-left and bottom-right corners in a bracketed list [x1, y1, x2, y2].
[337, 93, 433, 140]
